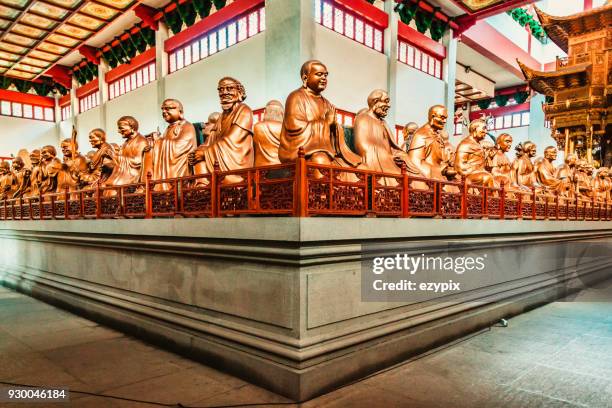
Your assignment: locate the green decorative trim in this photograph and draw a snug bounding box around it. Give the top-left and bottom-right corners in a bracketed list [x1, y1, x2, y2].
[494, 94, 509, 107]
[395, 1, 449, 43]
[507, 8, 547, 43]
[513, 91, 529, 104]
[0, 75, 59, 96]
[477, 99, 492, 110]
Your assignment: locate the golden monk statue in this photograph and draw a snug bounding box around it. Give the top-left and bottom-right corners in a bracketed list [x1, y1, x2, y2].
[353, 89, 411, 185]
[82, 129, 115, 187]
[453, 119, 495, 187]
[39, 145, 62, 194]
[0, 161, 13, 200]
[513, 141, 538, 190]
[25, 150, 42, 198]
[59, 138, 88, 192]
[199, 112, 221, 147]
[406, 105, 456, 180]
[189, 77, 254, 182]
[253, 100, 284, 166]
[400, 122, 419, 152]
[594, 167, 610, 202]
[105, 116, 148, 188]
[278, 60, 361, 169]
[535, 146, 562, 193]
[575, 160, 593, 200]
[145, 99, 197, 190]
[10, 157, 30, 199]
[557, 153, 577, 198]
[487, 133, 518, 189]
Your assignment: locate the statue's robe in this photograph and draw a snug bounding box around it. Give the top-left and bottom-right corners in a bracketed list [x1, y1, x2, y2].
[405, 124, 450, 180]
[557, 163, 575, 197]
[253, 120, 282, 167]
[58, 154, 88, 192]
[151, 120, 197, 191]
[11, 168, 30, 199]
[106, 135, 148, 187]
[454, 137, 495, 187]
[513, 156, 537, 189]
[353, 111, 406, 186]
[575, 170, 593, 199]
[25, 164, 43, 198]
[535, 159, 561, 192]
[195, 103, 254, 176]
[81, 143, 115, 187]
[40, 157, 62, 194]
[490, 149, 515, 188]
[0, 171, 14, 200]
[278, 88, 360, 167]
[594, 176, 610, 202]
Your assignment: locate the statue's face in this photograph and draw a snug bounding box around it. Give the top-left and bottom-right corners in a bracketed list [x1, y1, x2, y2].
[567, 154, 577, 166]
[429, 107, 448, 131]
[30, 151, 40, 165]
[117, 121, 134, 138]
[303, 63, 328, 94]
[498, 135, 513, 152]
[161, 100, 182, 123]
[89, 132, 103, 149]
[0, 163, 9, 174]
[217, 79, 241, 111]
[61, 142, 72, 158]
[372, 93, 390, 119]
[472, 123, 487, 141]
[599, 169, 608, 178]
[12, 160, 23, 171]
[544, 148, 557, 161]
[41, 147, 55, 161]
[527, 145, 537, 158]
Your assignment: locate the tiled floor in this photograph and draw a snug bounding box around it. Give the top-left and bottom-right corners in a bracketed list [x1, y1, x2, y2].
[0, 279, 611, 407]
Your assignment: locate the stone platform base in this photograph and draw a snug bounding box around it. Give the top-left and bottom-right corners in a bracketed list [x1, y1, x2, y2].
[1, 218, 611, 400]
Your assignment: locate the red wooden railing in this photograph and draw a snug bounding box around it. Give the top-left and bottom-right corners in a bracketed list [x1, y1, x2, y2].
[1, 152, 611, 221]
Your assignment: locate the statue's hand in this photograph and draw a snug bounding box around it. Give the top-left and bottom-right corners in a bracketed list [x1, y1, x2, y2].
[325, 106, 337, 125]
[143, 145, 152, 153]
[188, 150, 204, 166]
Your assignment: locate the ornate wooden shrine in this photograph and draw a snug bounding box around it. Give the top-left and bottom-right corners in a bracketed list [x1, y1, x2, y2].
[518, 1, 612, 166]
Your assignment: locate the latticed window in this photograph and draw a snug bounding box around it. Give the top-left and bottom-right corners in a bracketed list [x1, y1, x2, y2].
[78, 92, 100, 114]
[397, 40, 442, 80]
[61, 105, 71, 121]
[108, 62, 156, 100]
[0, 98, 54, 122]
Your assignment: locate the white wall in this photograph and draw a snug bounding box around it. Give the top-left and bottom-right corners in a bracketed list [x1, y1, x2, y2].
[486, 13, 529, 53]
[395, 62, 446, 127]
[0, 116, 58, 157]
[165, 33, 267, 122]
[104, 82, 159, 144]
[75, 106, 102, 152]
[313, 25, 388, 114]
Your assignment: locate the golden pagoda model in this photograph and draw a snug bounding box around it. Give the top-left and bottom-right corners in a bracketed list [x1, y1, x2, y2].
[518, 1, 612, 167]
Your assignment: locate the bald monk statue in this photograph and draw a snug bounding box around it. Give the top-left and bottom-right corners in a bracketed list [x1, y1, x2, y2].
[0, 161, 13, 200]
[82, 128, 115, 187]
[25, 149, 42, 198]
[487, 133, 518, 189]
[105, 116, 148, 188]
[454, 119, 495, 187]
[145, 99, 197, 191]
[513, 141, 538, 190]
[594, 167, 610, 202]
[575, 160, 593, 200]
[10, 157, 30, 199]
[406, 105, 456, 180]
[189, 77, 254, 183]
[59, 137, 89, 192]
[535, 146, 562, 193]
[278, 60, 360, 169]
[400, 122, 419, 152]
[557, 153, 577, 198]
[353, 89, 411, 185]
[199, 112, 221, 147]
[253, 100, 284, 166]
[39, 145, 62, 194]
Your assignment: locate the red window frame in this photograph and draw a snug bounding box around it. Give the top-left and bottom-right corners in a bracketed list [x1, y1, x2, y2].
[0, 89, 55, 122]
[315, 0, 387, 53]
[397, 22, 445, 80]
[470, 103, 531, 131]
[107, 48, 157, 100]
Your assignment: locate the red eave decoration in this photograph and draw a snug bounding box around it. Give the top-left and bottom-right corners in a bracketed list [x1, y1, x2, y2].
[46, 65, 72, 90]
[394, 0, 459, 31]
[469, 102, 530, 120]
[334, 0, 389, 29]
[59, 94, 71, 107]
[398, 21, 446, 60]
[78, 45, 101, 66]
[135, 4, 159, 31]
[165, 0, 265, 53]
[105, 47, 156, 83]
[76, 79, 99, 99]
[0, 89, 55, 108]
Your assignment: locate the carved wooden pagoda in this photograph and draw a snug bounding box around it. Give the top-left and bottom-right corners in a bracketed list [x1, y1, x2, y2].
[518, 1, 612, 166]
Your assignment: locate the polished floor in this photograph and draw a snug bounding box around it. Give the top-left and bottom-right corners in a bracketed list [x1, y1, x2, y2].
[0, 279, 611, 408]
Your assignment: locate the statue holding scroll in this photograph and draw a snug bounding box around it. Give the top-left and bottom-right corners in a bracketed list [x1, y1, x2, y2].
[454, 119, 495, 187]
[513, 141, 538, 189]
[253, 100, 284, 166]
[144, 99, 197, 191]
[105, 116, 148, 188]
[353, 89, 410, 184]
[189, 77, 254, 182]
[535, 146, 562, 193]
[406, 105, 456, 180]
[278, 60, 361, 168]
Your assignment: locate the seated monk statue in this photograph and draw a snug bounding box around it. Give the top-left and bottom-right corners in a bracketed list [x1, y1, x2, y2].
[0, 161, 13, 200]
[594, 167, 610, 202]
[487, 133, 520, 190]
[10, 157, 30, 199]
[453, 119, 495, 187]
[189, 77, 254, 184]
[557, 153, 577, 198]
[24, 149, 42, 198]
[513, 141, 538, 190]
[574, 160, 592, 200]
[105, 116, 148, 189]
[253, 100, 284, 166]
[353, 89, 409, 186]
[406, 105, 456, 180]
[535, 146, 562, 193]
[144, 99, 197, 191]
[199, 112, 221, 147]
[39, 145, 62, 194]
[58, 137, 89, 192]
[400, 122, 418, 152]
[81, 129, 115, 187]
[278, 60, 361, 170]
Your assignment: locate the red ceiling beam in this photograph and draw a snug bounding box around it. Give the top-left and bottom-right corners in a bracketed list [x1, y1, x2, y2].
[394, 0, 459, 31]
[45, 65, 72, 89]
[135, 4, 159, 31]
[78, 45, 100, 65]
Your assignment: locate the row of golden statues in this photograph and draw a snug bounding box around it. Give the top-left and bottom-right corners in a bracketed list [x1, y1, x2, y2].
[0, 60, 611, 203]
